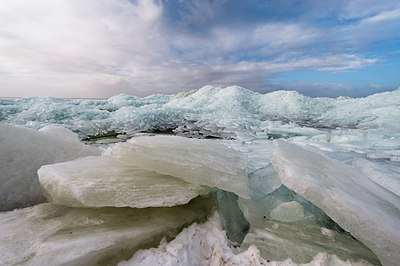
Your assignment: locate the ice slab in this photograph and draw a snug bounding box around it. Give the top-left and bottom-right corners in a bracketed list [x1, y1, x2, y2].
[216, 190, 249, 245]
[270, 201, 304, 222]
[223, 139, 282, 199]
[271, 140, 400, 266]
[0, 196, 215, 266]
[107, 135, 251, 198]
[352, 158, 400, 196]
[238, 190, 378, 264]
[38, 156, 210, 208]
[0, 124, 100, 211]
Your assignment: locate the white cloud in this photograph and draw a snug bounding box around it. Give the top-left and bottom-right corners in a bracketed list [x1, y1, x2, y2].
[361, 8, 400, 23]
[0, 0, 388, 97]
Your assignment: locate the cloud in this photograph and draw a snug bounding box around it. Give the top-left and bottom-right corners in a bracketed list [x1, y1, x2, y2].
[0, 0, 397, 98]
[361, 8, 400, 23]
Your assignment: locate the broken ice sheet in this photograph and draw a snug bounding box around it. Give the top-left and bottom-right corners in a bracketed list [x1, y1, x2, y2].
[0, 124, 100, 211]
[352, 158, 400, 196]
[241, 221, 379, 265]
[0, 196, 215, 266]
[38, 156, 211, 208]
[271, 140, 400, 266]
[237, 187, 378, 264]
[107, 135, 251, 199]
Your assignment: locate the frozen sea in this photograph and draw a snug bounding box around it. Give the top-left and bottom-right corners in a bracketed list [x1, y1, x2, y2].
[0, 86, 399, 265]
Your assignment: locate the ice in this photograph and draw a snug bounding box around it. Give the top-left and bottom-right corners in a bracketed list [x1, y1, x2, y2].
[271, 140, 400, 266]
[241, 223, 378, 265]
[107, 135, 251, 198]
[119, 212, 267, 266]
[38, 156, 211, 208]
[120, 212, 373, 266]
[269, 201, 304, 222]
[216, 190, 249, 245]
[0, 124, 100, 211]
[352, 158, 400, 196]
[0, 196, 215, 266]
[223, 139, 282, 199]
[237, 187, 378, 264]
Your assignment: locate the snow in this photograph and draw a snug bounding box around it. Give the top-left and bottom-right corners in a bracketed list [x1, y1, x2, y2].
[271, 140, 400, 266]
[38, 156, 210, 208]
[120, 212, 373, 266]
[0, 124, 100, 211]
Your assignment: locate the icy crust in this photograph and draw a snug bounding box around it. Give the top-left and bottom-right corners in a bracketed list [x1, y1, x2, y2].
[120, 212, 372, 266]
[38, 156, 210, 208]
[107, 135, 251, 199]
[271, 140, 400, 266]
[0, 124, 100, 211]
[0, 196, 215, 266]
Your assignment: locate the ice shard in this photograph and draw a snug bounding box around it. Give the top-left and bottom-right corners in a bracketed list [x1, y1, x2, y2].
[107, 135, 251, 198]
[352, 158, 400, 196]
[0, 196, 215, 265]
[38, 156, 211, 208]
[238, 187, 379, 264]
[0, 124, 100, 211]
[271, 140, 400, 266]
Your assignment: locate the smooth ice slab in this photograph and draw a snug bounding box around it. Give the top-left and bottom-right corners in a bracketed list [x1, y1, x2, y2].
[352, 158, 400, 196]
[0, 196, 215, 266]
[0, 124, 100, 211]
[38, 156, 210, 208]
[271, 140, 400, 266]
[270, 201, 304, 222]
[107, 135, 251, 198]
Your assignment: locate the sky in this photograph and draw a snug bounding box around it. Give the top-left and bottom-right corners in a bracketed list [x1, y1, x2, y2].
[0, 0, 399, 98]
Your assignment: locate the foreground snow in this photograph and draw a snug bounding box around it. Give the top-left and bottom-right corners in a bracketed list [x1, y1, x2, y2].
[120, 212, 372, 266]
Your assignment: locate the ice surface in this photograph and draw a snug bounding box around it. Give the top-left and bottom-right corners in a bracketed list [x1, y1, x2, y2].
[107, 135, 251, 198]
[241, 223, 378, 265]
[2, 87, 399, 144]
[238, 188, 378, 264]
[216, 190, 249, 245]
[38, 156, 210, 208]
[120, 212, 373, 266]
[270, 201, 304, 222]
[271, 140, 400, 266]
[0, 196, 215, 266]
[352, 158, 400, 196]
[223, 139, 282, 199]
[0, 124, 100, 211]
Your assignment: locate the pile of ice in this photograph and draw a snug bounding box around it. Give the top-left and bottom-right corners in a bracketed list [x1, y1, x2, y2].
[1, 86, 399, 265]
[1, 87, 399, 156]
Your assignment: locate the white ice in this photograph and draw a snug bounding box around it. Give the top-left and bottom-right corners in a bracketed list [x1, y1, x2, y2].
[0, 196, 214, 265]
[0, 124, 100, 211]
[107, 135, 251, 198]
[38, 156, 210, 208]
[271, 140, 400, 266]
